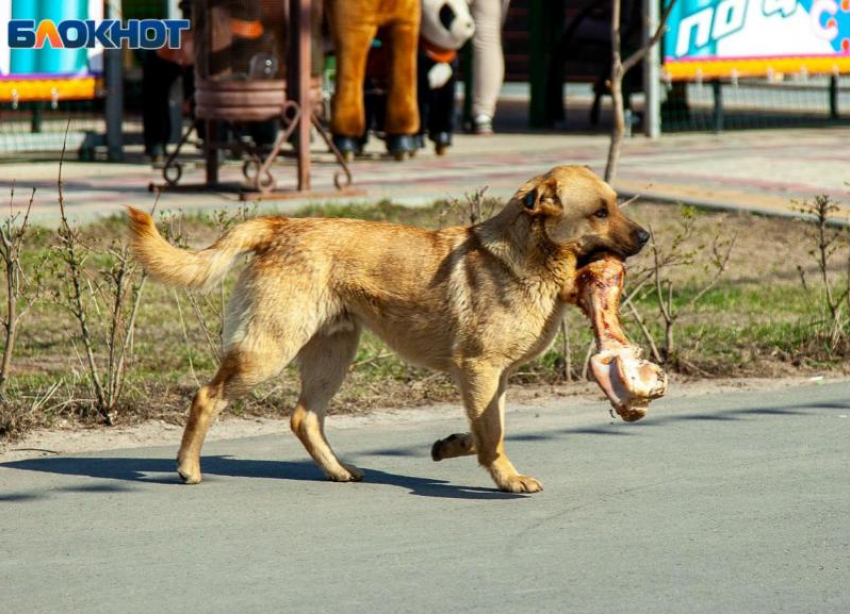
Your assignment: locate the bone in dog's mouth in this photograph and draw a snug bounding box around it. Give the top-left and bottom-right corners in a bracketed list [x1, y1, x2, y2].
[576, 249, 611, 269]
[575, 245, 633, 269]
[576, 253, 667, 421]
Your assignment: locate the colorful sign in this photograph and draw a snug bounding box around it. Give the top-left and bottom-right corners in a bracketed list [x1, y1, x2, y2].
[0, 0, 104, 103]
[663, 0, 850, 80]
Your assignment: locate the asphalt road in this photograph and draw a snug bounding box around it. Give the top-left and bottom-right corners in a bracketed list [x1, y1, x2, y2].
[1, 382, 848, 614]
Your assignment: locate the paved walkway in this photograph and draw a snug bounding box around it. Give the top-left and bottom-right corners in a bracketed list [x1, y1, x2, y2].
[1, 126, 848, 223]
[2, 381, 849, 614]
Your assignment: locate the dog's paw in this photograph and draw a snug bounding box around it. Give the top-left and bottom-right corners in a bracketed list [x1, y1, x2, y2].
[498, 474, 543, 494]
[432, 433, 475, 461]
[431, 439, 445, 461]
[327, 463, 363, 482]
[177, 460, 202, 485]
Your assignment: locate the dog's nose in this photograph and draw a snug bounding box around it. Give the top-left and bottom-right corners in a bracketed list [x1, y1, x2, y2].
[632, 228, 649, 247]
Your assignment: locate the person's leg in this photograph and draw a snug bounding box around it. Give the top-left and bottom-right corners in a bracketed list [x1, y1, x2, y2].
[429, 67, 456, 154]
[142, 52, 181, 160]
[470, 0, 507, 132]
[416, 50, 431, 146]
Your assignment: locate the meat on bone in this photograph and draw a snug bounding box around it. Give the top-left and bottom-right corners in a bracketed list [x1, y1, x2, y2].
[576, 254, 667, 421]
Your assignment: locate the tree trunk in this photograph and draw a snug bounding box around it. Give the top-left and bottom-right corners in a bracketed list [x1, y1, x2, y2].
[604, 0, 624, 183]
[560, 318, 572, 382]
[605, 68, 625, 183]
[0, 259, 18, 398]
[665, 320, 674, 363]
[604, 0, 678, 183]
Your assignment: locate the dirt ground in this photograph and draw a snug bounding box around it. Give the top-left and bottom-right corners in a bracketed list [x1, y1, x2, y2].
[2, 375, 841, 463]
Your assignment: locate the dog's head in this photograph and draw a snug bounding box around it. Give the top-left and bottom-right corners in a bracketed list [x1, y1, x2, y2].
[516, 166, 649, 265]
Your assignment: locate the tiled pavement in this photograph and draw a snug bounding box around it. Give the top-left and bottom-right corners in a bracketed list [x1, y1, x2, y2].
[1, 126, 848, 223]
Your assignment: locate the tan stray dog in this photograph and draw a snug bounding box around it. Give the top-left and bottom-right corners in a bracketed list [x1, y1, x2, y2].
[127, 166, 648, 493]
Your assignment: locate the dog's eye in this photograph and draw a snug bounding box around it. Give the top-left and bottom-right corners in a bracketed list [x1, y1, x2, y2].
[595, 208, 609, 219]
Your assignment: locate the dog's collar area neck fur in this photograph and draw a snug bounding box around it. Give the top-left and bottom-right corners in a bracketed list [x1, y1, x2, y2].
[474, 211, 572, 292]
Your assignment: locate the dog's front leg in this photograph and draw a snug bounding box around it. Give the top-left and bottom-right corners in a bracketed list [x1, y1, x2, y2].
[457, 366, 543, 494]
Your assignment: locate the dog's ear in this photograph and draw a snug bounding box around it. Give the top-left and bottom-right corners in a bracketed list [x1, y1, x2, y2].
[522, 177, 562, 217]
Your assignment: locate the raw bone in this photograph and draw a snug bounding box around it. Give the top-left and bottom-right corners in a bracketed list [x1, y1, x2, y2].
[576, 254, 667, 421]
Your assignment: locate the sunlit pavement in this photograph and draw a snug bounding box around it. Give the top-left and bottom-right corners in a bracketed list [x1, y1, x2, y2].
[2, 125, 849, 224]
[1, 380, 848, 614]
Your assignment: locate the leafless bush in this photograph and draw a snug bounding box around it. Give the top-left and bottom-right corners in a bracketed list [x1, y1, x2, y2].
[619, 207, 736, 370]
[795, 194, 849, 351]
[605, 0, 676, 182]
[0, 185, 41, 399]
[50, 146, 149, 425]
[650, 230, 735, 365]
[438, 187, 497, 228]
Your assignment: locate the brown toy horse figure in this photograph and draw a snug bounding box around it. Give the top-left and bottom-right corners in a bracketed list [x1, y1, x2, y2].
[326, 0, 421, 160]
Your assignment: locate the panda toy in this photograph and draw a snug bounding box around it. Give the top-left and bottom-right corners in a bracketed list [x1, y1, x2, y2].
[417, 0, 475, 155]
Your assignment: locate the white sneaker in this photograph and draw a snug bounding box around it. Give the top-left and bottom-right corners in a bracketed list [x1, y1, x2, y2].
[472, 114, 493, 135]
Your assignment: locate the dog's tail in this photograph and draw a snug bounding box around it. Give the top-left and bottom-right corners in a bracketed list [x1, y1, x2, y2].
[126, 207, 273, 290]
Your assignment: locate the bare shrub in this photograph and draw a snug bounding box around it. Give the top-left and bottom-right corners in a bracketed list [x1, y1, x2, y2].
[795, 194, 849, 352]
[605, 0, 677, 182]
[438, 187, 497, 228]
[0, 185, 41, 399]
[648, 222, 736, 366]
[50, 145, 149, 424]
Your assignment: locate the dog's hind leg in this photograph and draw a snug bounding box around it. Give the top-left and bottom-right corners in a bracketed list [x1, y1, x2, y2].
[291, 323, 363, 482]
[431, 433, 475, 461]
[457, 367, 543, 494]
[177, 346, 291, 485]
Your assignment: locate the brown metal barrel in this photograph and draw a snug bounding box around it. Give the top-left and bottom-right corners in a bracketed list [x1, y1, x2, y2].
[195, 79, 287, 121]
[195, 77, 324, 122]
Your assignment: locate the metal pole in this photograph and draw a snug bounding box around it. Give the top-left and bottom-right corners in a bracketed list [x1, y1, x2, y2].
[642, 0, 661, 138]
[712, 80, 723, 134]
[290, 0, 311, 192]
[829, 75, 839, 120]
[205, 120, 219, 185]
[528, 0, 545, 127]
[31, 103, 43, 133]
[105, 0, 124, 161]
[461, 44, 473, 128]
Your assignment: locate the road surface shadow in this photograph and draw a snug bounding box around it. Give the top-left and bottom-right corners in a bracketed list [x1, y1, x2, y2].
[355, 398, 846, 457]
[645, 399, 850, 425]
[4, 397, 844, 503]
[336, 397, 844, 463]
[0, 455, 525, 501]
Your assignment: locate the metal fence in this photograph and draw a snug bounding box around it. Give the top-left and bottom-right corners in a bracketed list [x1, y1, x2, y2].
[0, 0, 162, 158]
[662, 76, 850, 133]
